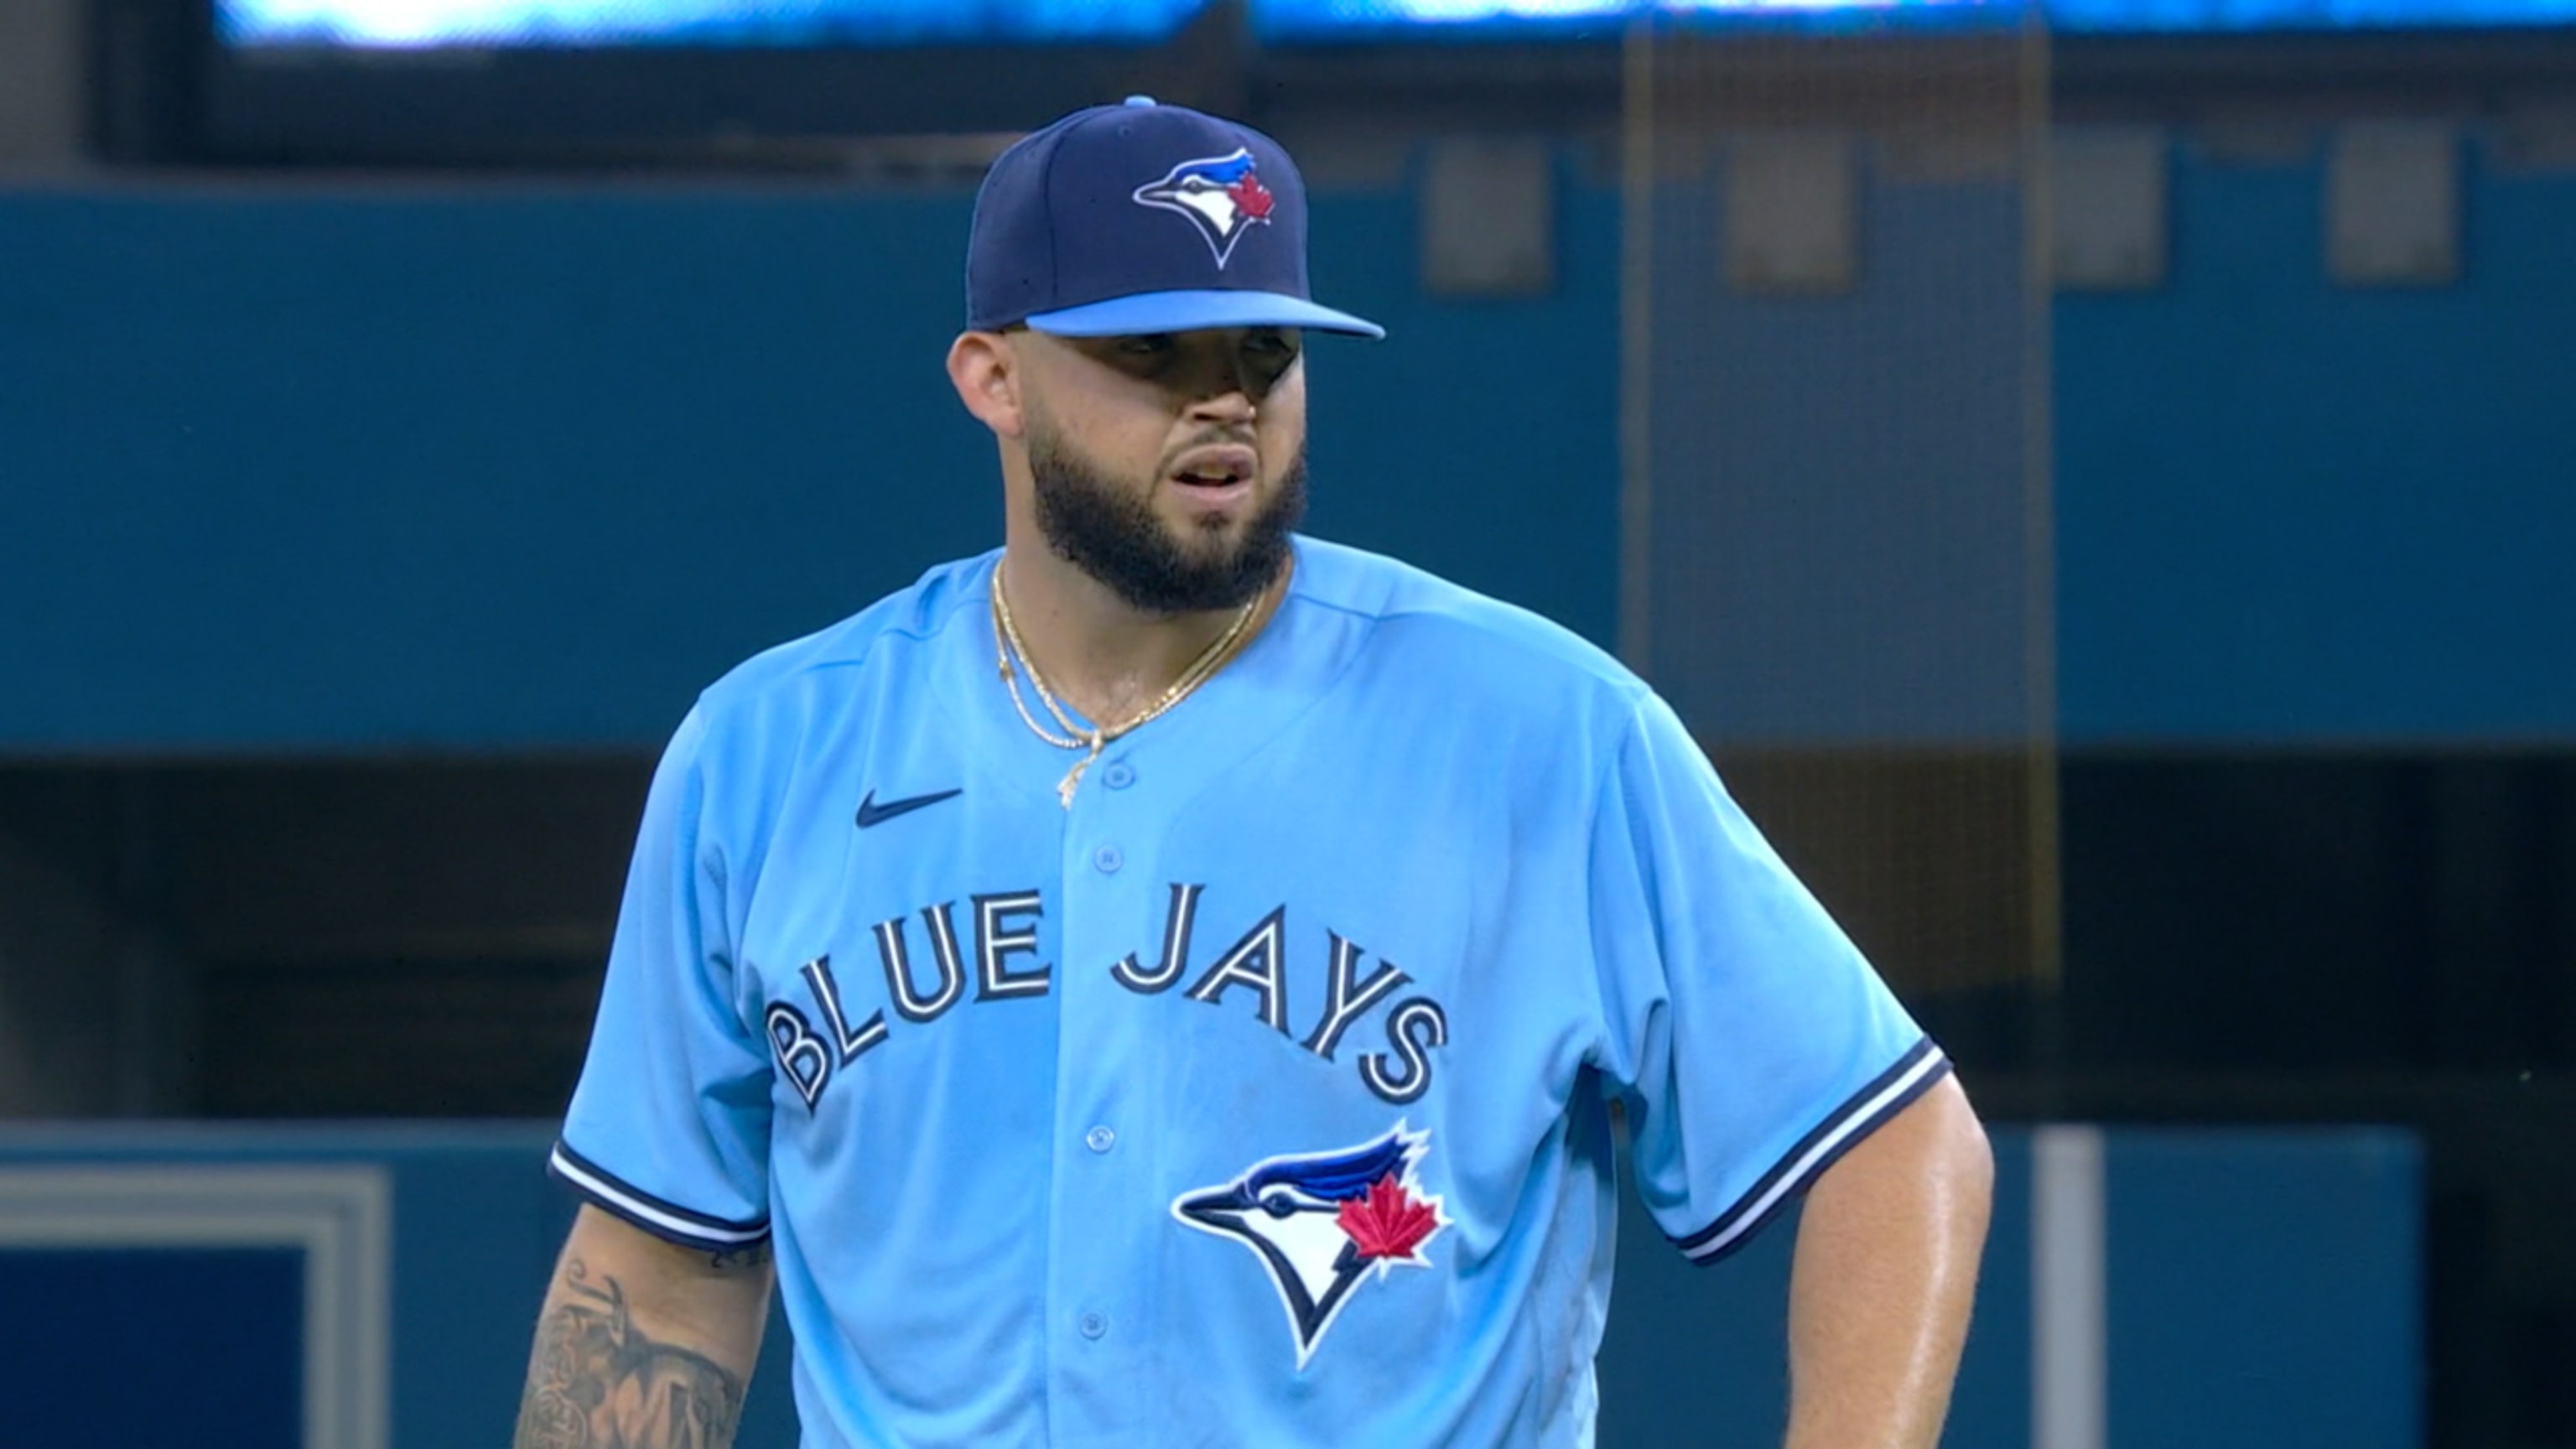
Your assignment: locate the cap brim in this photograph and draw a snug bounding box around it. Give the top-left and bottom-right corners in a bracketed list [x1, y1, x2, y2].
[1023, 289, 1385, 340]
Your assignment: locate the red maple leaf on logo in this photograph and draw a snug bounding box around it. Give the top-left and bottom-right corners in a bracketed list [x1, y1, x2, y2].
[1337, 1173, 1441, 1262]
[1227, 172, 1276, 221]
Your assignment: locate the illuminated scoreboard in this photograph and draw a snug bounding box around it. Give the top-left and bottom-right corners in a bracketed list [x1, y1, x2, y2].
[212, 0, 2576, 46]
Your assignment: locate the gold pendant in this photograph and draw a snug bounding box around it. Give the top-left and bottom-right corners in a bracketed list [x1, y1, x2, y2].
[1056, 731, 1106, 809]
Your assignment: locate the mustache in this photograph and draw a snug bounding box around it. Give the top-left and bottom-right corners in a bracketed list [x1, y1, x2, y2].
[1166, 429, 1259, 458]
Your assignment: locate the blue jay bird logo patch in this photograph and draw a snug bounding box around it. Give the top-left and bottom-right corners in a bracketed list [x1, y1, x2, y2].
[1173, 1124, 1449, 1366]
[1131, 148, 1278, 269]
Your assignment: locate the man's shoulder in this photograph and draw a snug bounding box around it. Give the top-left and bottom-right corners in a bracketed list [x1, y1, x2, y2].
[1293, 536, 1648, 708]
[696, 550, 994, 718]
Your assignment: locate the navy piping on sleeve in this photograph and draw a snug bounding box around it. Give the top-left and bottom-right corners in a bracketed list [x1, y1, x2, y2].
[1673, 1037, 1953, 1265]
[548, 1140, 771, 1254]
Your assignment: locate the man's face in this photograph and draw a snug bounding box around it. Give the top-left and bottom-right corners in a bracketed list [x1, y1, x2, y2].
[1016, 326, 1310, 614]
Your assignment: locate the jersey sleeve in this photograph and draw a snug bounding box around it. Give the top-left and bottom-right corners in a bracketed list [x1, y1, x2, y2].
[549, 704, 776, 1252]
[1588, 692, 1950, 1265]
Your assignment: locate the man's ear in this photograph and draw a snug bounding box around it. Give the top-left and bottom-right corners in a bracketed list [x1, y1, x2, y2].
[947, 330, 1025, 440]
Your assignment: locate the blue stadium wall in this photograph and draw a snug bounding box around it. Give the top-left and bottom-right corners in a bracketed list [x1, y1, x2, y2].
[0, 1124, 2422, 1448]
[4, 141, 2572, 752]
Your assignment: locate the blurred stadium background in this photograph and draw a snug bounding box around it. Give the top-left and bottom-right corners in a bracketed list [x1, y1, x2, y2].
[0, 0, 2569, 1444]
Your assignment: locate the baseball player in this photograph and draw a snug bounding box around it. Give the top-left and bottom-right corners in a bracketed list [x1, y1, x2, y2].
[512, 96, 1992, 1449]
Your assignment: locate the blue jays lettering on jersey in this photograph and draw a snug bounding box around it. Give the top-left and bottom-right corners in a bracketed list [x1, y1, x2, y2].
[551, 538, 1949, 1447]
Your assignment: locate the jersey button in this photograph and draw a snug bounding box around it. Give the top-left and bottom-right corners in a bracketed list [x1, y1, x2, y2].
[1085, 1125, 1116, 1153]
[1078, 1311, 1109, 1340]
[1102, 761, 1136, 789]
[1093, 844, 1124, 874]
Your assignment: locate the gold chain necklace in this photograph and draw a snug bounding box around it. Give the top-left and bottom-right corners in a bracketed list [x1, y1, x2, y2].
[990, 562, 1262, 808]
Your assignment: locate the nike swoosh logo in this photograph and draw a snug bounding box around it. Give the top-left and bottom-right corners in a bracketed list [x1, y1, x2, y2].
[855, 787, 963, 829]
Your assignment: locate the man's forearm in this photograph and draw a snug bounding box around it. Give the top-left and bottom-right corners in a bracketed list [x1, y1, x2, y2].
[1782, 1075, 1993, 1449]
[513, 1208, 775, 1449]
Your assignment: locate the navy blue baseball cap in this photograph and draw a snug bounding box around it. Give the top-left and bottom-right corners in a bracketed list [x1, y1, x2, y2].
[966, 96, 1384, 340]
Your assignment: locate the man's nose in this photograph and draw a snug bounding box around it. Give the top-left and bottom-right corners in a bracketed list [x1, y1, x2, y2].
[1179, 342, 1265, 418]
[1188, 385, 1257, 425]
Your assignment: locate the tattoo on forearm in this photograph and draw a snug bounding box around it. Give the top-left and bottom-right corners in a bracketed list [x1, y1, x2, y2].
[708, 1241, 771, 1272]
[512, 1257, 748, 1449]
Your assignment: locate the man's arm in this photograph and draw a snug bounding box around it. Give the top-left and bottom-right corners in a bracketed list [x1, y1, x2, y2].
[1783, 1072, 1994, 1449]
[512, 1203, 776, 1449]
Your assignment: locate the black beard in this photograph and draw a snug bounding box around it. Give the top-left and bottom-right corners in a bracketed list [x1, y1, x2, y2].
[1029, 432, 1306, 615]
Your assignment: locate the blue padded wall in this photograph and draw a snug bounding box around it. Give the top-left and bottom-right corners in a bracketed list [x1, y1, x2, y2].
[4, 148, 2572, 750]
[0, 1124, 2419, 1448]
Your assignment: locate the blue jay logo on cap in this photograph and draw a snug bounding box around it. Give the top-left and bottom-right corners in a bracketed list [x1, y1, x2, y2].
[1131, 148, 1278, 270]
[1173, 1124, 1448, 1367]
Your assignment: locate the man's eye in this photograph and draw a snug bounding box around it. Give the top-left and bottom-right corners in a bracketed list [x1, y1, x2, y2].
[1117, 335, 1173, 357]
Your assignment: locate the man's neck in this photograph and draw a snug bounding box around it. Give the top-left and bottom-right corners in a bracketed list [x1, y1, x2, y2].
[994, 532, 1290, 730]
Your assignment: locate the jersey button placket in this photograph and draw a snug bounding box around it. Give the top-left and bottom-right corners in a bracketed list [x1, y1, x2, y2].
[1051, 784, 1145, 1420]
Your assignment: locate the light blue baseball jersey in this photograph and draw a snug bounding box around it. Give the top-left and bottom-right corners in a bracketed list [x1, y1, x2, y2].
[552, 536, 1947, 1447]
